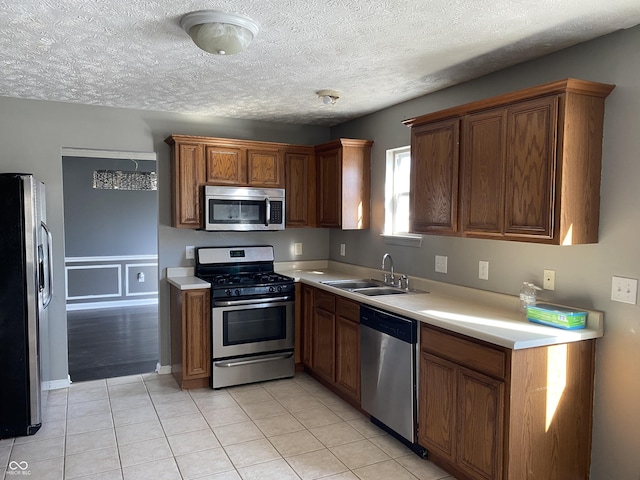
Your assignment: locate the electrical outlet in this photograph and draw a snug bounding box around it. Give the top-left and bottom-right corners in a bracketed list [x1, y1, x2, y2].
[435, 255, 448, 274]
[479, 261, 489, 280]
[294, 242, 303, 256]
[185, 246, 195, 260]
[340, 244, 346, 256]
[543, 269, 555, 290]
[611, 276, 638, 304]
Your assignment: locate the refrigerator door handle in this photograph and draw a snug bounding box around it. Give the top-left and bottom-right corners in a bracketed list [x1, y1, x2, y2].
[41, 221, 53, 308]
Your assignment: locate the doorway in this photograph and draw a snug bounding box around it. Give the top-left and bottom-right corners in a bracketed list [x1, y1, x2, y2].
[61, 149, 159, 382]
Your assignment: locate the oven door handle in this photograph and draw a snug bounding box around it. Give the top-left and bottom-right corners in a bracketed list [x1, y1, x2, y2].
[214, 351, 293, 368]
[214, 295, 294, 307]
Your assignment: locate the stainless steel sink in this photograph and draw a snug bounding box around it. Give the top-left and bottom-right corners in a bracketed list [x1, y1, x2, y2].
[352, 286, 408, 296]
[320, 279, 386, 290]
[320, 278, 426, 296]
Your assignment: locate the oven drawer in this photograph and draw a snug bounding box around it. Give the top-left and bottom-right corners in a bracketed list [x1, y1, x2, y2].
[212, 351, 294, 389]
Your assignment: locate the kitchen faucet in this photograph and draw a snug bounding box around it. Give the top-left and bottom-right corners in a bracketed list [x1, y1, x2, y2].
[381, 253, 395, 285]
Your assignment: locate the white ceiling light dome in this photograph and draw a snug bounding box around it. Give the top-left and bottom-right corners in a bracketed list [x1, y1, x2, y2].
[180, 10, 260, 55]
[317, 89, 341, 105]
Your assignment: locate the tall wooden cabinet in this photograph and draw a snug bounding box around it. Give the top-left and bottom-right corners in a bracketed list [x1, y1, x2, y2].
[419, 323, 595, 480]
[404, 78, 615, 244]
[315, 138, 373, 230]
[169, 285, 211, 389]
[285, 147, 317, 227]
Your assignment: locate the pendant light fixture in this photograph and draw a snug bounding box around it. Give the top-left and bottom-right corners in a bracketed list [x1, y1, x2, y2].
[180, 10, 260, 55]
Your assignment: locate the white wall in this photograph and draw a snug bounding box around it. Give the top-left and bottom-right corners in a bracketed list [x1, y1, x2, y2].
[331, 26, 640, 480]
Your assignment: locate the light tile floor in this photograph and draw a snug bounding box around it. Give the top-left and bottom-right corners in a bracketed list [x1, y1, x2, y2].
[0, 372, 457, 480]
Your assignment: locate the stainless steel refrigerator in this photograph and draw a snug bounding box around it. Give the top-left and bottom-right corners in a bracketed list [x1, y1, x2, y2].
[0, 173, 53, 439]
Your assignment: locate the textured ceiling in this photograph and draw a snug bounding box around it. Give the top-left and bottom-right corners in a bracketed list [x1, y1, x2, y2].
[1, 0, 639, 126]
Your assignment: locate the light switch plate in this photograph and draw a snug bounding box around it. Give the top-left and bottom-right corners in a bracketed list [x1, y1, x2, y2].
[435, 255, 448, 274]
[611, 276, 638, 304]
[185, 246, 195, 260]
[340, 244, 346, 256]
[294, 242, 303, 256]
[479, 261, 489, 280]
[543, 269, 556, 290]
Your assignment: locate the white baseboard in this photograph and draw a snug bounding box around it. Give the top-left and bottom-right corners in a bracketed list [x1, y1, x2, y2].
[155, 363, 172, 375]
[45, 377, 72, 390]
[66, 298, 158, 311]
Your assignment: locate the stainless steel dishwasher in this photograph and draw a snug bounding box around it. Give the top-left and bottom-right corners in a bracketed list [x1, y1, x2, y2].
[360, 305, 426, 457]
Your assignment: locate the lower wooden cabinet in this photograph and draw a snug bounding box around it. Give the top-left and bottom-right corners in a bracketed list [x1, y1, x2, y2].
[312, 295, 336, 383]
[335, 297, 360, 403]
[302, 286, 361, 405]
[169, 285, 211, 389]
[302, 285, 314, 368]
[419, 324, 595, 480]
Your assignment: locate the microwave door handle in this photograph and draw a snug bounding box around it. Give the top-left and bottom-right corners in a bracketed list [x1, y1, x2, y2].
[265, 197, 271, 226]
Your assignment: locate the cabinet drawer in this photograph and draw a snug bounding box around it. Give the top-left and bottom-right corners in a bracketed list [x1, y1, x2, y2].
[337, 297, 359, 323]
[421, 325, 506, 380]
[315, 289, 336, 313]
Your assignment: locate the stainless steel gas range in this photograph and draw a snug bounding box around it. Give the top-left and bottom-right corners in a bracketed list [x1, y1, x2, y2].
[195, 246, 295, 389]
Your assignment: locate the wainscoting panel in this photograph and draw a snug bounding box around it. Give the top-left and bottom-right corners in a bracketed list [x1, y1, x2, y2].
[66, 255, 158, 310]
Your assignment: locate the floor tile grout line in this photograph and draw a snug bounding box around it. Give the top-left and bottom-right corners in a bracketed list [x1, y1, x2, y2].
[105, 377, 125, 480]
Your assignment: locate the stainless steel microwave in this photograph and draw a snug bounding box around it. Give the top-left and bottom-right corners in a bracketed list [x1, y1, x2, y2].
[204, 185, 285, 231]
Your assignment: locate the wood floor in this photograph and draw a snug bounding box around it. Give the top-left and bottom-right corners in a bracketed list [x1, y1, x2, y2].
[67, 305, 159, 382]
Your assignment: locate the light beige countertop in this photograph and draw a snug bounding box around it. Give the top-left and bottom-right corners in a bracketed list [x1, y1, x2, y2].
[166, 267, 210, 290]
[167, 260, 603, 350]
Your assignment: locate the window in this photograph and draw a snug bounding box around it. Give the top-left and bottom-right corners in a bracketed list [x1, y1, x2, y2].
[383, 146, 422, 247]
[384, 146, 411, 235]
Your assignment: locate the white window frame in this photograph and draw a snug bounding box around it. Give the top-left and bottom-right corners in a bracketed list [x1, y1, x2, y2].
[382, 146, 422, 247]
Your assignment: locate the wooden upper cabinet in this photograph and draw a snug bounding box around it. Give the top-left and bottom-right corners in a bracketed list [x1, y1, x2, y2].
[247, 148, 284, 187]
[410, 119, 460, 235]
[316, 146, 342, 228]
[315, 138, 373, 230]
[504, 96, 558, 239]
[169, 140, 206, 228]
[405, 78, 615, 244]
[166, 135, 306, 228]
[284, 147, 317, 227]
[205, 145, 246, 185]
[460, 109, 507, 236]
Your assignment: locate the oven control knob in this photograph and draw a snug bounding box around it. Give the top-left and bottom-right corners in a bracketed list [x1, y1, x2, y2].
[225, 289, 232, 296]
[269, 286, 275, 293]
[234, 289, 240, 296]
[277, 286, 283, 292]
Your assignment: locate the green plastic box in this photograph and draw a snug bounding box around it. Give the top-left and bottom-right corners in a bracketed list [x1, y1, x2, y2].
[526, 303, 587, 330]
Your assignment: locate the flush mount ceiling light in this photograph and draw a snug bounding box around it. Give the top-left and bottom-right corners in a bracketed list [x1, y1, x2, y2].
[317, 89, 341, 105]
[180, 10, 260, 55]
